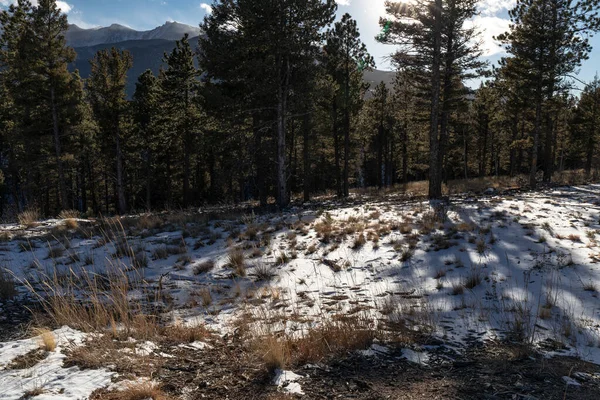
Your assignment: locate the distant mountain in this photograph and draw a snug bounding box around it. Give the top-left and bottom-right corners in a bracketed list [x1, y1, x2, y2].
[69, 22, 395, 97]
[72, 37, 200, 96]
[66, 21, 201, 48]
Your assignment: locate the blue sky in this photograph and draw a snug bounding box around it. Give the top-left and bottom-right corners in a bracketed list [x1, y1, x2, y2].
[1, 0, 599, 87]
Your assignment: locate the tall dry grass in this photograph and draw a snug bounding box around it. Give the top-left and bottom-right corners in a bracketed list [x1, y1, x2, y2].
[21, 222, 161, 340]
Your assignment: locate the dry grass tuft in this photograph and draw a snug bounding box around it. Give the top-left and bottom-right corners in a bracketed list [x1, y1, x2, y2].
[151, 245, 169, 260]
[33, 328, 57, 352]
[199, 287, 212, 307]
[399, 223, 412, 234]
[254, 316, 375, 372]
[136, 214, 164, 231]
[161, 323, 210, 344]
[102, 381, 173, 400]
[227, 249, 246, 276]
[583, 281, 598, 292]
[193, 260, 215, 275]
[352, 233, 366, 249]
[64, 218, 78, 230]
[567, 234, 581, 243]
[59, 210, 81, 219]
[18, 209, 40, 228]
[253, 263, 274, 281]
[464, 267, 483, 289]
[451, 282, 465, 295]
[22, 386, 46, 399]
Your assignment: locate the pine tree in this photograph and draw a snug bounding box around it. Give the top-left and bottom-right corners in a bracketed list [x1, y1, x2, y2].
[27, 0, 79, 210]
[572, 77, 600, 176]
[132, 70, 161, 210]
[200, 0, 337, 208]
[1, 0, 82, 213]
[379, 0, 484, 199]
[161, 34, 201, 207]
[87, 48, 133, 215]
[497, 0, 600, 187]
[325, 13, 374, 197]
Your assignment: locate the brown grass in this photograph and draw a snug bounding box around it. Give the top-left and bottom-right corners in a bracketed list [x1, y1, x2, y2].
[199, 287, 212, 307]
[59, 209, 81, 219]
[161, 323, 210, 344]
[93, 381, 173, 400]
[18, 209, 40, 228]
[193, 260, 215, 275]
[24, 255, 160, 340]
[136, 214, 164, 231]
[227, 249, 246, 276]
[567, 234, 581, 243]
[22, 387, 45, 398]
[254, 316, 375, 372]
[64, 218, 78, 230]
[33, 328, 57, 352]
[352, 233, 366, 249]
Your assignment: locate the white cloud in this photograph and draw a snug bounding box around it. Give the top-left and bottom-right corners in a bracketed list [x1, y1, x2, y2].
[56, 1, 72, 13]
[200, 3, 212, 14]
[479, 0, 515, 16]
[466, 16, 511, 57]
[336, 0, 351, 5]
[1, 0, 72, 13]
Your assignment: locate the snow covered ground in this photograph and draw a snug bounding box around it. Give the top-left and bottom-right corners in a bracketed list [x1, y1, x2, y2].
[1, 184, 600, 398]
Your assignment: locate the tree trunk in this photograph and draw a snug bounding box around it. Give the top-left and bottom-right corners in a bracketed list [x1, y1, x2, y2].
[438, 23, 453, 190]
[253, 115, 267, 207]
[115, 126, 126, 215]
[332, 101, 342, 197]
[303, 112, 310, 202]
[343, 71, 351, 198]
[428, 0, 443, 200]
[50, 87, 68, 211]
[585, 91, 598, 176]
[530, 86, 542, 189]
[402, 121, 408, 184]
[276, 56, 290, 208]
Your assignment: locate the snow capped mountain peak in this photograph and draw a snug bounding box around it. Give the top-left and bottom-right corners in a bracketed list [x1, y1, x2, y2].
[66, 21, 201, 48]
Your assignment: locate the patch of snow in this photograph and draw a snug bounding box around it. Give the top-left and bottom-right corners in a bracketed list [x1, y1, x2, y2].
[358, 343, 390, 357]
[178, 341, 212, 350]
[0, 327, 114, 400]
[401, 348, 430, 366]
[562, 376, 581, 386]
[273, 369, 304, 395]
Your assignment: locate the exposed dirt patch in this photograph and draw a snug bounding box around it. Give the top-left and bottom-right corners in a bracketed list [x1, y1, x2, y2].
[6, 348, 48, 370]
[84, 336, 600, 400]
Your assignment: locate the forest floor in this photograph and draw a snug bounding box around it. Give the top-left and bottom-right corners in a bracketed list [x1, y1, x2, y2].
[1, 183, 600, 399]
